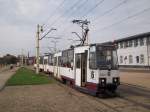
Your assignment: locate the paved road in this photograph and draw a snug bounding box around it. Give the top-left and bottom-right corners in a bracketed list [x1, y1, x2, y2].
[0, 67, 18, 91]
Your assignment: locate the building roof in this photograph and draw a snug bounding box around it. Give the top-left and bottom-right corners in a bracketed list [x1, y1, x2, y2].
[114, 32, 150, 43]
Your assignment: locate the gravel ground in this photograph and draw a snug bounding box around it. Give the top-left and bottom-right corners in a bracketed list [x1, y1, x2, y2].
[0, 83, 150, 112]
[0, 67, 18, 90]
[0, 68, 150, 112]
[120, 71, 150, 89]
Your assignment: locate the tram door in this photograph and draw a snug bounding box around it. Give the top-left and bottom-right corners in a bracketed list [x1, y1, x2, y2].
[81, 51, 87, 86]
[75, 51, 87, 87]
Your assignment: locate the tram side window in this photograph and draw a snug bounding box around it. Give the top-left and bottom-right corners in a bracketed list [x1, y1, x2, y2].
[62, 50, 68, 67]
[58, 56, 62, 66]
[44, 59, 47, 64]
[62, 49, 74, 68]
[76, 54, 81, 68]
[89, 46, 97, 69]
[52, 57, 54, 66]
[40, 57, 43, 64]
[68, 50, 74, 68]
[54, 57, 57, 66]
[48, 55, 54, 65]
[89, 52, 97, 69]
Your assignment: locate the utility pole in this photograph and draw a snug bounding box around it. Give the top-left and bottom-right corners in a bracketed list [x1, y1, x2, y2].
[72, 19, 90, 46]
[21, 49, 24, 67]
[36, 24, 40, 74]
[36, 24, 56, 74]
[51, 40, 59, 53]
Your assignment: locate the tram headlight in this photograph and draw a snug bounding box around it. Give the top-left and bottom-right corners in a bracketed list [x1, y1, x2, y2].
[101, 79, 105, 82]
[113, 77, 120, 85]
[99, 78, 106, 86]
[114, 78, 117, 82]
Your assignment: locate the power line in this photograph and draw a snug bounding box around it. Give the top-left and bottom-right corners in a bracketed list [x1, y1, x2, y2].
[82, 0, 105, 18]
[45, 0, 82, 30]
[59, 0, 105, 37]
[45, 0, 104, 33]
[42, 0, 67, 27]
[53, 0, 89, 32]
[95, 7, 150, 32]
[93, 0, 128, 24]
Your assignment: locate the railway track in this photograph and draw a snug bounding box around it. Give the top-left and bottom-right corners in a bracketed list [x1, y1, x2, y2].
[57, 81, 150, 112]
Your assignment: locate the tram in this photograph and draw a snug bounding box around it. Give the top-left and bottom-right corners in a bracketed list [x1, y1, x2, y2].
[35, 42, 120, 95]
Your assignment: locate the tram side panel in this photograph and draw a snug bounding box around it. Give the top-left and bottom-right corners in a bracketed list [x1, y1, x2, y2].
[59, 49, 75, 84]
[43, 56, 48, 73]
[53, 52, 62, 79]
[60, 67, 74, 84]
[47, 54, 54, 74]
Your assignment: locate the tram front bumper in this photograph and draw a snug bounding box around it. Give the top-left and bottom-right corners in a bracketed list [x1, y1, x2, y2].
[98, 77, 120, 90]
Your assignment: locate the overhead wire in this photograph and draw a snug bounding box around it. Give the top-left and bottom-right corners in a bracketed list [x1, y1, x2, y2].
[45, 0, 83, 30]
[82, 0, 105, 18]
[94, 7, 150, 32]
[59, 0, 105, 38]
[42, 0, 67, 28]
[61, 0, 127, 36]
[42, 0, 150, 48]
[92, 0, 128, 24]
[54, 0, 89, 34]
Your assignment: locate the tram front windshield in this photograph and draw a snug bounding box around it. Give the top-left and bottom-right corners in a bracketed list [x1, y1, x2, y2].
[96, 45, 118, 70]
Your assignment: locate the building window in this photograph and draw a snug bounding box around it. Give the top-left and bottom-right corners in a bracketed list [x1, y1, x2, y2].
[120, 56, 123, 64]
[124, 41, 128, 48]
[128, 40, 133, 47]
[129, 55, 133, 64]
[140, 38, 144, 46]
[134, 39, 138, 47]
[136, 56, 139, 63]
[120, 42, 123, 48]
[147, 37, 150, 45]
[140, 54, 144, 64]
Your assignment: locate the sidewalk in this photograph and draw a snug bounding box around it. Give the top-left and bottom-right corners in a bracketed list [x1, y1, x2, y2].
[0, 67, 18, 91]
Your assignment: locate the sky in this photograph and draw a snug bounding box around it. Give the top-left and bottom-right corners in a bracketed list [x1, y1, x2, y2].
[0, 0, 150, 57]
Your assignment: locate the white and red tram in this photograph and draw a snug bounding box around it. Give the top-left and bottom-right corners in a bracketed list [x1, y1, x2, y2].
[36, 42, 120, 95]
